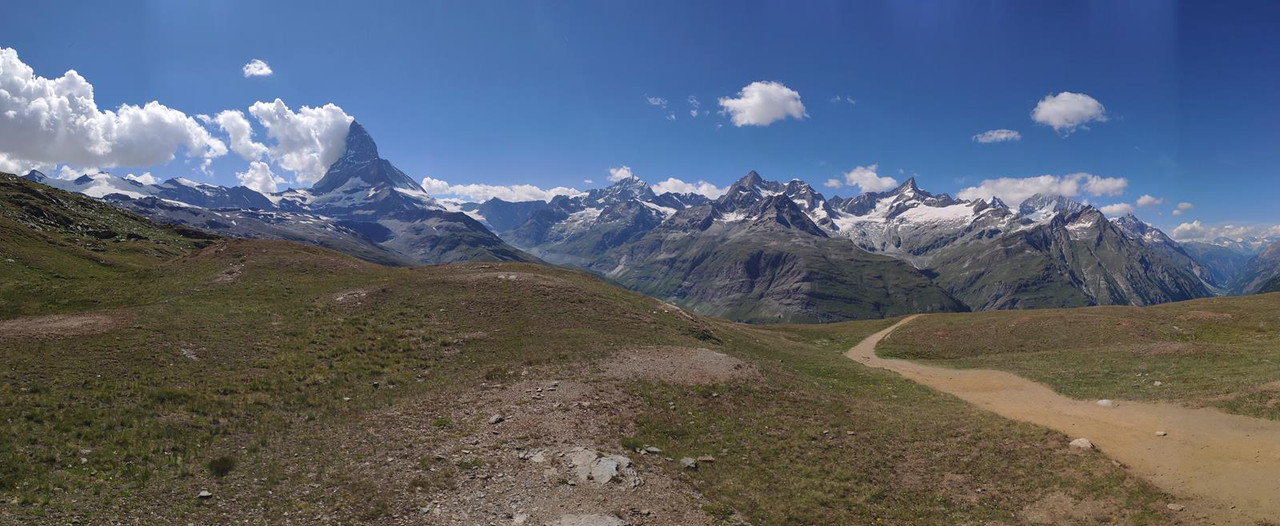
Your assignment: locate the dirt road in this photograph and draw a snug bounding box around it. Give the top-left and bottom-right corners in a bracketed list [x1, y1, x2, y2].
[846, 316, 1280, 525]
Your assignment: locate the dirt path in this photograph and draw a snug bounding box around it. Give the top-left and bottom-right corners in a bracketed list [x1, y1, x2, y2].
[846, 316, 1280, 525]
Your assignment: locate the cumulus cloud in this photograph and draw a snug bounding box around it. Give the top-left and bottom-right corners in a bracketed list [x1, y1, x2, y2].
[214, 110, 270, 161]
[125, 172, 157, 185]
[645, 96, 667, 108]
[236, 160, 286, 194]
[608, 166, 636, 182]
[650, 177, 726, 198]
[0, 47, 227, 172]
[718, 81, 807, 127]
[1171, 221, 1280, 242]
[1031, 92, 1108, 134]
[247, 99, 353, 184]
[421, 176, 581, 202]
[957, 172, 1128, 205]
[1136, 194, 1164, 208]
[1099, 202, 1135, 216]
[972, 129, 1022, 143]
[824, 164, 898, 194]
[242, 59, 273, 77]
[1172, 202, 1194, 216]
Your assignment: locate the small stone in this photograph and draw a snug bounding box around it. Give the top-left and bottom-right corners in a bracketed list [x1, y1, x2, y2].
[680, 457, 698, 470]
[1155, 431, 1168, 437]
[489, 414, 505, 424]
[1096, 399, 1116, 408]
[644, 446, 662, 454]
[1167, 503, 1185, 512]
[513, 513, 529, 524]
[1153, 381, 1163, 387]
[196, 490, 213, 499]
[696, 455, 716, 464]
[1069, 438, 1095, 450]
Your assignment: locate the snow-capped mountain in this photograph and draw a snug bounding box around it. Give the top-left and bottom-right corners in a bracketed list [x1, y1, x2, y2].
[475, 174, 709, 265]
[470, 171, 1214, 316]
[23, 121, 532, 265]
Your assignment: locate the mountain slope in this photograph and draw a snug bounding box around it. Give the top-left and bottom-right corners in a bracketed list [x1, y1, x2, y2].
[22, 122, 533, 265]
[1234, 239, 1280, 294]
[593, 177, 966, 322]
[0, 172, 214, 316]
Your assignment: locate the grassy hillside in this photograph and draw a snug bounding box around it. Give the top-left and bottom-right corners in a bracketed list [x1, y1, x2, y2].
[0, 173, 215, 316]
[877, 294, 1280, 420]
[0, 179, 1182, 524]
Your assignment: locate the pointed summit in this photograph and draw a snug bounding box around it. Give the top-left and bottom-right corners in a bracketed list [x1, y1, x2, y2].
[340, 121, 379, 164]
[889, 177, 920, 196]
[310, 121, 423, 197]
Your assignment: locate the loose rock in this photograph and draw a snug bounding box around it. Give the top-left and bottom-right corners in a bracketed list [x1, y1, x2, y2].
[489, 413, 505, 424]
[1167, 503, 1185, 512]
[196, 490, 213, 499]
[680, 457, 698, 470]
[1069, 438, 1095, 450]
[1155, 431, 1168, 437]
[1096, 399, 1116, 408]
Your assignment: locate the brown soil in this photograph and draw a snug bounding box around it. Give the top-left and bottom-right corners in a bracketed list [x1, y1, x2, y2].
[0, 312, 118, 339]
[847, 316, 1280, 526]
[598, 347, 757, 385]
[321, 376, 719, 525]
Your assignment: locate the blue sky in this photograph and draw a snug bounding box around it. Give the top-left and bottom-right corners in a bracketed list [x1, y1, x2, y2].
[1, 0, 1277, 236]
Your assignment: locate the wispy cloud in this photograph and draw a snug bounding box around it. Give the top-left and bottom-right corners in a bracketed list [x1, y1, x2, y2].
[972, 129, 1021, 143]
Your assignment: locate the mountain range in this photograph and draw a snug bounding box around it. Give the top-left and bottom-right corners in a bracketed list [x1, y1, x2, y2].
[19, 122, 1280, 322]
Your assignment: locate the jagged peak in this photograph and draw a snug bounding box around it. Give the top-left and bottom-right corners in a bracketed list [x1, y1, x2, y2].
[1018, 193, 1085, 216]
[339, 121, 379, 163]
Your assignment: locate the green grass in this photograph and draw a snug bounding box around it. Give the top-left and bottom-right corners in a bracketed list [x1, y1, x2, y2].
[877, 294, 1280, 420]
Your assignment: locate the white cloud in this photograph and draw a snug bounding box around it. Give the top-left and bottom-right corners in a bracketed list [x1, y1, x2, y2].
[688, 95, 701, 117]
[1031, 92, 1108, 134]
[125, 172, 157, 185]
[972, 129, 1022, 143]
[1171, 220, 1280, 242]
[718, 81, 807, 127]
[421, 176, 581, 202]
[608, 166, 635, 182]
[829, 95, 856, 104]
[666, 113, 676, 121]
[247, 99, 353, 184]
[825, 164, 898, 194]
[214, 110, 269, 161]
[957, 172, 1128, 205]
[650, 177, 726, 199]
[1082, 174, 1127, 196]
[235, 161, 286, 194]
[583, 179, 593, 184]
[1172, 202, 1194, 216]
[1099, 202, 1135, 216]
[645, 96, 668, 108]
[1136, 194, 1164, 207]
[0, 47, 228, 171]
[242, 59, 273, 78]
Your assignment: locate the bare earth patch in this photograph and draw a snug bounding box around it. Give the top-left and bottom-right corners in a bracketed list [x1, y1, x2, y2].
[0, 312, 118, 339]
[598, 347, 758, 385]
[312, 375, 718, 525]
[1020, 492, 1115, 525]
